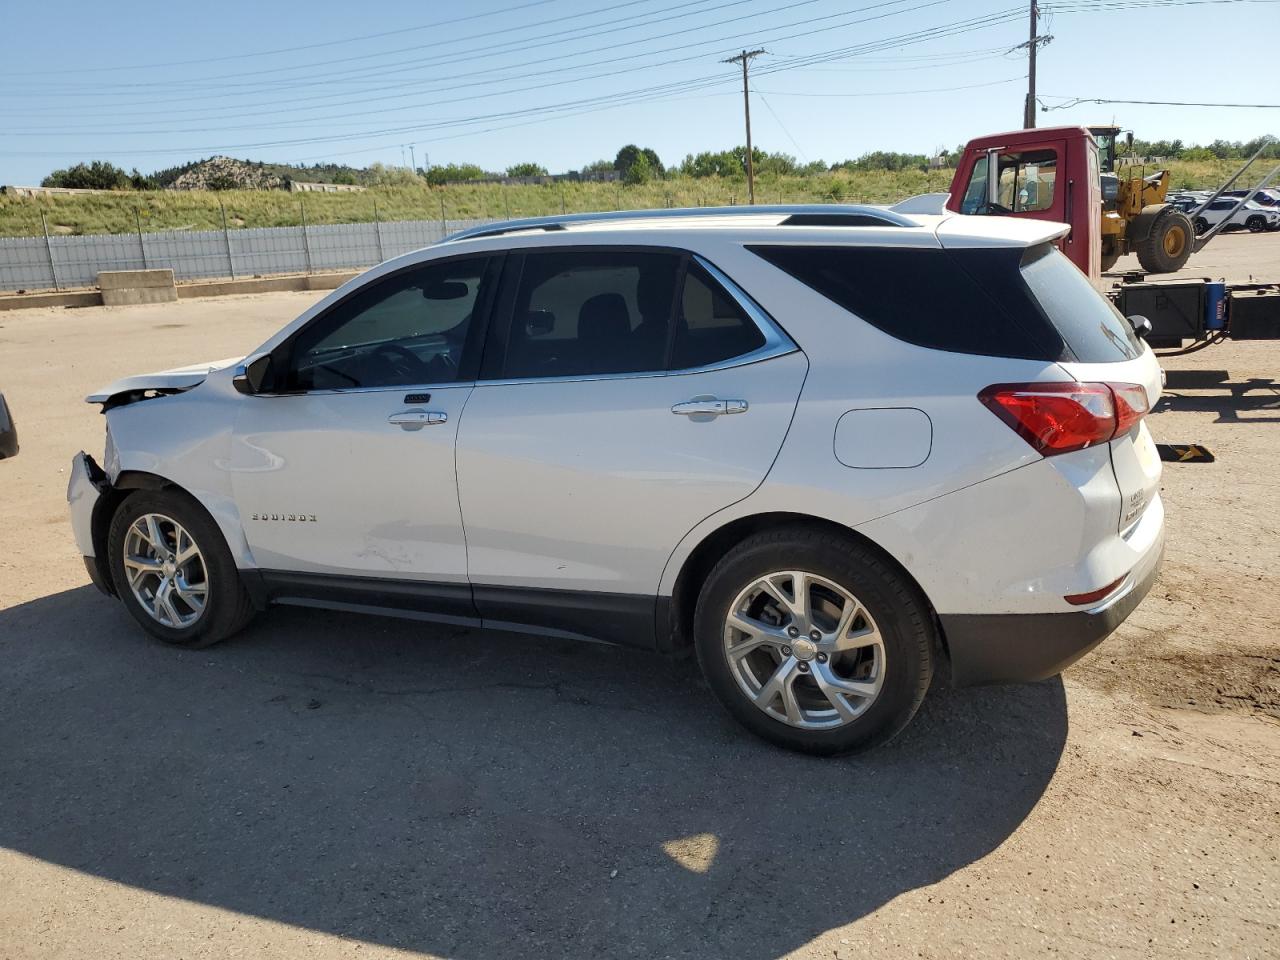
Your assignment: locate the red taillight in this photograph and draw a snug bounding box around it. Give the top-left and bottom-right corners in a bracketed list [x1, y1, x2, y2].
[1109, 382, 1149, 436]
[978, 381, 1148, 456]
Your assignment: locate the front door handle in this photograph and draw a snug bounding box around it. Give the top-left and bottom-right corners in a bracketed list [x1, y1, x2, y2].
[388, 409, 448, 431]
[671, 397, 748, 419]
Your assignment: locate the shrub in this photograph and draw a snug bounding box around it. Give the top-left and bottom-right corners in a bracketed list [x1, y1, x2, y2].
[41, 161, 131, 190]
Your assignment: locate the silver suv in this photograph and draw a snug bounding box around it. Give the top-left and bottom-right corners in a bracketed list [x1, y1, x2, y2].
[69, 206, 1165, 754]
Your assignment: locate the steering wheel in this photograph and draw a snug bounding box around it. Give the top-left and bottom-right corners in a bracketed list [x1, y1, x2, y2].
[981, 200, 1014, 215]
[371, 343, 432, 381]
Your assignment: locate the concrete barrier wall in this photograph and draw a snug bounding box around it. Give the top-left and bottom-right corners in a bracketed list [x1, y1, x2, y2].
[0, 218, 486, 293]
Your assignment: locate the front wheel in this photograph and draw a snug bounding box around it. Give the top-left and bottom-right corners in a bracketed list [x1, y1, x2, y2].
[693, 527, 934, 755]
[1247, 216, 1266, 233]
[107, 489, 256, 648]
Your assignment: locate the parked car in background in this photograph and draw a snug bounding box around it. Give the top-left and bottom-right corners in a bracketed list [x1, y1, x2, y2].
[1223, 188, 1279, 207]
[67, 206, 1166, 755]
[1190, 198, 1280, 234]
[0, 392, 17, 459]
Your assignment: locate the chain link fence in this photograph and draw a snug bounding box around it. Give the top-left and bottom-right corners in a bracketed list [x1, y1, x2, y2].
[0, 190, 866, 294]
[0, 215, 487, 293]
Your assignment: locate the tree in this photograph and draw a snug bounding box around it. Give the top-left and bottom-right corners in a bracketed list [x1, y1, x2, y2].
[365, 162, 423, 186]
[505, 162, 548, 178]
[614, 144, 664, 180]
[41, 160, 130, 190]
[580, 158, 615, 177]
[624, 152, 653, 185]
[129, 168, 158, 190]
[425, 162, 492, 186]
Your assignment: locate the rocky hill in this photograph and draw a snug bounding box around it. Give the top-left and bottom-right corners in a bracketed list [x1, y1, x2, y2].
[167, 157, 286, 191]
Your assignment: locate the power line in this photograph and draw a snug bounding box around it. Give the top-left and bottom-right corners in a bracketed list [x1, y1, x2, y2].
[2, 0, 975, 133]
[0, 6, 1026, 158]
[756, 76, 1024, 96]
[1043, 96, 1280, 108]
[752, 87, 809, 162]
[0, 0, 565, 76]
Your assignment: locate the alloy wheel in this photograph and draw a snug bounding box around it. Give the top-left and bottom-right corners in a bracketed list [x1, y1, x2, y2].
[722, 570, 885, 729]
[122, 513, 209, 628]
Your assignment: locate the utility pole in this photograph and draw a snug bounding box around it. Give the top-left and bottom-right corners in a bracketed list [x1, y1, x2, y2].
[723, 49, 765, 204]
[409, 144, 417, 175]
[1019, 0, 1051, 128]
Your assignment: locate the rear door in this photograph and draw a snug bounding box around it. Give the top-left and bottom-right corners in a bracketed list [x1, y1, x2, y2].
[454, 246, 807, 646]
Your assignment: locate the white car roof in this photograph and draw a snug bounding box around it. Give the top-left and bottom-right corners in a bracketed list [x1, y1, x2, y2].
[438, 204, 1070, 252]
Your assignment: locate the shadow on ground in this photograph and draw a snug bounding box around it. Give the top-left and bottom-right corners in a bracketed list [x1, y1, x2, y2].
[0, 586, 1067, 959]
[1157, 369, 1280, 422]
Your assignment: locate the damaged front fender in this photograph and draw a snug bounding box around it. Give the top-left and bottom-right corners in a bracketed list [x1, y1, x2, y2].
[86, 356, 243, 410]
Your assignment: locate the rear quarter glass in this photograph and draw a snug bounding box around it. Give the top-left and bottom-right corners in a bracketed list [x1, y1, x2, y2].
[748, 243, 1139, 364]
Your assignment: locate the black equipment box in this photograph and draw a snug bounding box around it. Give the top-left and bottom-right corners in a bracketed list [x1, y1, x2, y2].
[1111, 281, 1206, 347]
[1227, 290, 1280, 340]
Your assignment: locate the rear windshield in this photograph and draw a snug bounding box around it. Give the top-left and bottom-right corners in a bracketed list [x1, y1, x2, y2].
[748, 242, 1140, 363]
[1017, 244, 1141, 361]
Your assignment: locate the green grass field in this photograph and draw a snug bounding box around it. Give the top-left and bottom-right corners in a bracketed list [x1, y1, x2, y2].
[0, 160, 1246, 238]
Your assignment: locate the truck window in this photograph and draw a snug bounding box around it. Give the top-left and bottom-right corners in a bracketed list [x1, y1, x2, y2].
[996, 150, 1058, 213]
[959, 154, 990, 215]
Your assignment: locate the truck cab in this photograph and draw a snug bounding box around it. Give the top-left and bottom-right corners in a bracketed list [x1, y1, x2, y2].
[947, 126, 1102, 283]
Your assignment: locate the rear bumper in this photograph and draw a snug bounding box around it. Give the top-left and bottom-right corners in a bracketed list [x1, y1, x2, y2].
[941, 528, 1165, 688]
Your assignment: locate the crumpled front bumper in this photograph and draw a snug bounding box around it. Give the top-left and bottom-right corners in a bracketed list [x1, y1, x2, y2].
[67, 451, 114, 595]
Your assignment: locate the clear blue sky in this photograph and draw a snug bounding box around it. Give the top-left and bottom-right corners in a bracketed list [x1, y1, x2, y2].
[2, 0, 1277, 184]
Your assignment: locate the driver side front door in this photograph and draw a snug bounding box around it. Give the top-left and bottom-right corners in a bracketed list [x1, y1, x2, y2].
[229, 253, 498, 614]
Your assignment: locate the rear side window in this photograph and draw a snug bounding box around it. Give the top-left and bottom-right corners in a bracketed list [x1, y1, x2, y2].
[502, 250, 680, 379]
[496, 250, 773, 379]
[749, 244, 1138, 363]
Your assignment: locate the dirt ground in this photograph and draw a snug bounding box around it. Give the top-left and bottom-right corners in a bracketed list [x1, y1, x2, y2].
[0, 241, 1277, 958]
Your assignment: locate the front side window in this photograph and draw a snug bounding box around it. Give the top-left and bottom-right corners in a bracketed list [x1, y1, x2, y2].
[281, 257, 490, 391]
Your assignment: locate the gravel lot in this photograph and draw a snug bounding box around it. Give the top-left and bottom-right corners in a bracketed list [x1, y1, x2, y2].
[1, 236, 1277, 958]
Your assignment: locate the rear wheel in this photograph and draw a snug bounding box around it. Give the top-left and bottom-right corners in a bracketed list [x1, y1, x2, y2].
[693, 526, 933, 755]
[1136, 208, 1194, 273]
[108, 489, 255, 648]
[1193, 216, 1210, 236]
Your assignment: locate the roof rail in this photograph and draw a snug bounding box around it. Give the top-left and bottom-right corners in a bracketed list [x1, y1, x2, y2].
[441, 204, 920, 243]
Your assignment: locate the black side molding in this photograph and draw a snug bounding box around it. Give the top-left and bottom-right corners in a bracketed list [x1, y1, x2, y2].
[252, 571, 660, 650]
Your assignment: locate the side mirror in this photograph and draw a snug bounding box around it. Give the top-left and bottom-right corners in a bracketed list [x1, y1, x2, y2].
[233, 354, 273, 395]
[1127, 314, 1153, 340]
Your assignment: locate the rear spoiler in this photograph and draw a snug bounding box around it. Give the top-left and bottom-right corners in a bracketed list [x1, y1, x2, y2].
[934, 215, 1071, 250]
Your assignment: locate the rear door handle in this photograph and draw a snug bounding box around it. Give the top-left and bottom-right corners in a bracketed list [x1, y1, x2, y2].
[388, 409, 448, 431]
[671, 397, 748, 419]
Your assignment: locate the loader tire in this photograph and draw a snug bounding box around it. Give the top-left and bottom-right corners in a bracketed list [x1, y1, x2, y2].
[1136, 209, 1194, 274]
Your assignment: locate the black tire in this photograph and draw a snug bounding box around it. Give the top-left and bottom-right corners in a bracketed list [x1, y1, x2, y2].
[1194, 216, 1210, 236]
[1136, 208, 1195, 273]
[1246, 216, 1265, 233]
[693, 526, 934, 755]
[107, 488, 255, 648]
